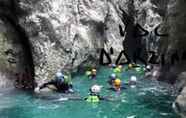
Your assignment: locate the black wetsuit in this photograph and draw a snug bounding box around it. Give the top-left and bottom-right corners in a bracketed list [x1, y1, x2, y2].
[40, 79, 72, 93]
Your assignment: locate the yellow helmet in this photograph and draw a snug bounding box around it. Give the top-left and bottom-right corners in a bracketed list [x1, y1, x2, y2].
[92, 69, 96, 72]
[128, 64, 133, 68]
[118, 65, 122, 69]
[114, 79, 121, 86]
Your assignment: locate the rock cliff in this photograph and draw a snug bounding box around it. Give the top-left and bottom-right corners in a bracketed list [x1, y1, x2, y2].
[16, 0, 168, 85]
[0, 0, 169, 87]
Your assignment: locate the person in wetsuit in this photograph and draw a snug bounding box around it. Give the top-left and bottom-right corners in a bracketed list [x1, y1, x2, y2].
[39, 71, 73, 93]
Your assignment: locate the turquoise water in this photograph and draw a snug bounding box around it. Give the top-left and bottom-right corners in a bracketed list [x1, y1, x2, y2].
[0, 66, 180, 118]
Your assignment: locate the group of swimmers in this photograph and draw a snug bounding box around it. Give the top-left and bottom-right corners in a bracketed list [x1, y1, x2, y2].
[84, 63, 148, 102]
[108, 64, 140, 91]
[35, 63, 150, 103]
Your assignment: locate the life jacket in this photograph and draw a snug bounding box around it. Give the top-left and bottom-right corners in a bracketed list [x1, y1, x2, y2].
[113, 67, 121, 73]
[64, 75, 69, 84]
[86, 71, 91, 76]
[64, 75, 72, 85]
[86, 95, 100, 103]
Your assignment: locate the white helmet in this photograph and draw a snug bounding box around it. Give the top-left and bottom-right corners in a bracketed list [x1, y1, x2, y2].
[130, 76, 137, 82]
[111, 73, 116, 78]
[56, 71, 63, 77]
[146, 65, 151, 70]
[91, 84, 102, 93]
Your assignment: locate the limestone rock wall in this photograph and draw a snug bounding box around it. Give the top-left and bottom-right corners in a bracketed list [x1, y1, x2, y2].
[18, 0, 125, 84]
[0, 17, 33, 89]
[164, 0, 186, 117]
[0, 0, 169, 86]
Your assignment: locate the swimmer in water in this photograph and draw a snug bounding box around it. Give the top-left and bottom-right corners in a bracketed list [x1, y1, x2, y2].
[128, 76, 137, 88]
[85, 84, 104, 102]
[108, 73, 117, 85]
[35, 70, 73, 93]
[113, 79, 122, 92]
[86, 68, 97, 80]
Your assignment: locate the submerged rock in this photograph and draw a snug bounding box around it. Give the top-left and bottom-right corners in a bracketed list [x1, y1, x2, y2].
[173, 72, 186, 118]
[174, 87, 186, 118]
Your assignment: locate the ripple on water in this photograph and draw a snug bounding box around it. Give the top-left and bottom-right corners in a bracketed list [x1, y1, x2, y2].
[0, 66, 180, 118]
[127, 115, 136, 118]
[38, 104, 59, 110]
[160, 112, 169, 116]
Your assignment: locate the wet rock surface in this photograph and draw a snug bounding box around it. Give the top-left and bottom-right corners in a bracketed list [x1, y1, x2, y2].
[17, 0, 168, 84]
[0, 0, 170, 86]
[18, 0, 125, 84]
[0, 0, 34, 89]
[159, 0, 186, 117]
[0, 17, 34, 89]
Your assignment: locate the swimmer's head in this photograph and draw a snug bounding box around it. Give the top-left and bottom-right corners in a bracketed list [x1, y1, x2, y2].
[90, 84, 102, 93]
[128, 64, 133, 68]
[56, 71, 63, 77]
[114, 79, 121, 91]
[130, 76, 137, 82]
[112, 64, 116, 68]
[146, 65, 152, 71]
[118, 65, 122, 69]
[114, 79, 121, 86]
[111, 73, 116, 79]
[92, 69, 96, 72]
[91, 69, 97, 75]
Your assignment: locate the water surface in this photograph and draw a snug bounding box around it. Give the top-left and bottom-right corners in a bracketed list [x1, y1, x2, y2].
[0, 66, 180, 118]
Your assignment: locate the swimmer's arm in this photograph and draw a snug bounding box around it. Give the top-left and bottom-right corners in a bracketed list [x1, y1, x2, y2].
[101, 96, 116, 101]
[98, 95, 105, 100]
[68, 96, 82, 101]
[99, 95, 115, 101]
[39, 80, 56, 89]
